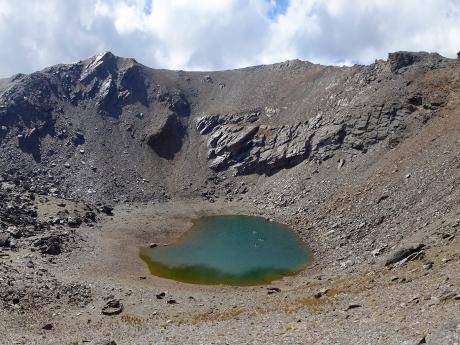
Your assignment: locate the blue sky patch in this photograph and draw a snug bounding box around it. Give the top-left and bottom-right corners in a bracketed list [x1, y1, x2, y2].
[144, 0, 153, 15]
[268, 0, 289, 19]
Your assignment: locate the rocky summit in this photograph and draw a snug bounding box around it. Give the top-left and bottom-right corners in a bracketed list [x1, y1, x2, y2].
[0, 51, 459, 345]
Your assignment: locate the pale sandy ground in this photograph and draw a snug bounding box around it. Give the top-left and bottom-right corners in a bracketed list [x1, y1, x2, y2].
[1, 199, 459, 345]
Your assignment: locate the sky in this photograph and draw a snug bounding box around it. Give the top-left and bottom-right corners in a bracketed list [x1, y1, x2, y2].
[0, 0, 459, 77]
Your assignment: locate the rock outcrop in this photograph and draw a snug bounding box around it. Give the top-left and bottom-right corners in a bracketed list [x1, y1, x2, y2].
[195, 97, 417, 176]
[388, 51, 445, 72]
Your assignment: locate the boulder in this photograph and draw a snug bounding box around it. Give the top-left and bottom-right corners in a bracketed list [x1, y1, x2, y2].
[384, 243, 425, 266]
[35, 235, 62, 255]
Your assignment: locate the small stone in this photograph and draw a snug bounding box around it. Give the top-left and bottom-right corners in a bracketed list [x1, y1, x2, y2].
[423, 262, 433, 270]
[372, 246, 385, 257]
[345, 304, 362, 310]
[267, 287, 281, 294]
[314, 288, 329, 298]
[101, 299, 123, 315]
[428, 296, 441, 306]
[42, 324, 53, 330]
[156, 292, 166, 299]
[400, 336, 426, 345]
[101, 205, 114, 216]
[167, 299, 177, 304]
[90, 341, 117, 345]
[377, 194, 389, 203]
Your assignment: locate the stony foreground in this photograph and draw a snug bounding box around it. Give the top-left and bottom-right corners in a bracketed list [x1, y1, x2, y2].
[0, 199, 459, 345]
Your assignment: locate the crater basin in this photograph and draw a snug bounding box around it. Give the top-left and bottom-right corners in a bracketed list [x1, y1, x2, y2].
[140, 215, 311, 285]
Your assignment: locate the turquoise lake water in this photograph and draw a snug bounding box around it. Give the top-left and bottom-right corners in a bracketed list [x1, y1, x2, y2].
[140, 215, 311, 285]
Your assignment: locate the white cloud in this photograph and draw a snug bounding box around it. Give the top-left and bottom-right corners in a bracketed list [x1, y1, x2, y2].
[0, 0, 459, 77]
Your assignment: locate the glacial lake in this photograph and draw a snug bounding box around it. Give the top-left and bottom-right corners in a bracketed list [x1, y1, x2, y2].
[139, 215, 311, 285]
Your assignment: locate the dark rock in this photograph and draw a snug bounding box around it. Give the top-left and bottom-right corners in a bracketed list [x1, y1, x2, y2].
[101, 299, 123, 315]
[0, 233, 10, 247]
[377, 194, 389, 204]
[388, 52, 442, 72]
[90, 340, 117, 345]
[345, 304, 362, 310]
[202, 75, 213, 83]
[196, 115, 222, 135]
[439, 291, 460, 302]
[67, 216, 83, 228]
[389, 52, 423, 72]
[84, 211, 97, 222]
[167, 299, 177, 304]
[35, 235, 62, 255]
[197, 111, 350, 175]
[400, 337, 426, 345]
[314, 288, 329, 298]
[18, 127, 39, 149]
[42, 323, 53, 330]
[166, 92, 190, 117]
[71, 132, 85, 146]
[118, 64, 148, 106]
[267, 287, 281, 294]
[385, 243, 425, 266]
[101, 205, 114, 216]
[156, 292, 166, 299]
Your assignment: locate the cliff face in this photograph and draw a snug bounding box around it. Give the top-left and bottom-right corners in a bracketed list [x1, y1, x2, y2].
[0, 51, 456, 203]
